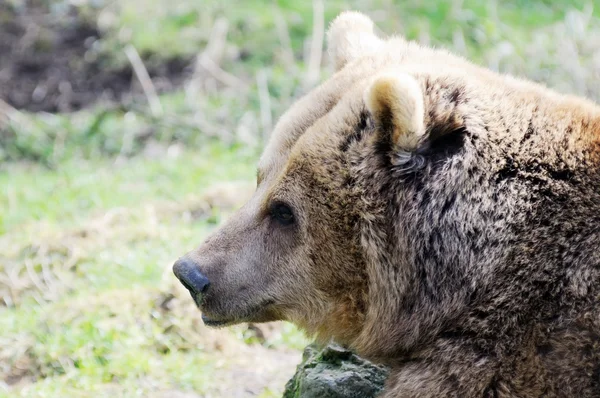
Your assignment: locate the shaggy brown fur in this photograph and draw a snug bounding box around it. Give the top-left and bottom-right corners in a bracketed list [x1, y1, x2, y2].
[175, 12, 600, 397]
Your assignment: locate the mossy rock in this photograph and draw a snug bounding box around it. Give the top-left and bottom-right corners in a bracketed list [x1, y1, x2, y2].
[283, 344, 389, 398]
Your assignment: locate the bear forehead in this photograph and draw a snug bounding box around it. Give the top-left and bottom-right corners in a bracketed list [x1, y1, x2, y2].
[290, 85, 369, 158]
[256, 85, 367, 196]
[256, 39, 486, 183]
[257, 60, 380, 182]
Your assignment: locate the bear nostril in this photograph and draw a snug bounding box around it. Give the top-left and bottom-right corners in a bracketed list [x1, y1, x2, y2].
[172, 257, 211, 296]
[198, 278, 210, 294]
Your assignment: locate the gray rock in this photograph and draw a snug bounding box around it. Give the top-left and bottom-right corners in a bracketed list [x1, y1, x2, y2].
[283, 344, 389, 398]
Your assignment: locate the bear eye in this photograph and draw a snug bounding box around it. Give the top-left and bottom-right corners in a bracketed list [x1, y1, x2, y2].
[270, 202, 295, 226]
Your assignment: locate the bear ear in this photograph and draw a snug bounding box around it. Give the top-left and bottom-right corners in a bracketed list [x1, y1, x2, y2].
[365, 73, 426, 155]
[327, 11, 383, 71]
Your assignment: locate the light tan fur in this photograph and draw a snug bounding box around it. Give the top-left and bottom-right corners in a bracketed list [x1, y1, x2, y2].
[327, 11, 384, 70]
[365, 73, 425, 154]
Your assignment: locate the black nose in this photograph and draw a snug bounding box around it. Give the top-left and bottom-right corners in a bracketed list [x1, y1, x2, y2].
[173, 257, 210, 297]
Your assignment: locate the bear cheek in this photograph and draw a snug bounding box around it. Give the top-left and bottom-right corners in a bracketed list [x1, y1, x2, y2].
[220, 226, 305, 317]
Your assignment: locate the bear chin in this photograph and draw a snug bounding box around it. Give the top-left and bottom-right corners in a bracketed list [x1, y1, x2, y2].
[199, 299, 280, 328]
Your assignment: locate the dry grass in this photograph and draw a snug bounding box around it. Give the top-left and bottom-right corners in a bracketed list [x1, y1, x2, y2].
[0, 181, 254, 308]
[1, 282, 302, 397]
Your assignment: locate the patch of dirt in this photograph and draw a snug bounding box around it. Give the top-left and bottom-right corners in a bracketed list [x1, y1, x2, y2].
[0, 2, 192, 113]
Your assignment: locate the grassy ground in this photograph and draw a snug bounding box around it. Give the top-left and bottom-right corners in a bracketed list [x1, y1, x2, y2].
[2, 0, 600, 397]
[0, 144, 309, 397]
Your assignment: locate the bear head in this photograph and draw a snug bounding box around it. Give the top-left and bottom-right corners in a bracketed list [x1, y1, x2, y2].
[174, 11, 600, 360]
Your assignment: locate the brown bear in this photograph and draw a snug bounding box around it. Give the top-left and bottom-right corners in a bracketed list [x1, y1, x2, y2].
[173, 11, 600, 397]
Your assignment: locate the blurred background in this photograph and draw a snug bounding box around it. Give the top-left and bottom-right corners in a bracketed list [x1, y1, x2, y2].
[1, 0, 599, 397]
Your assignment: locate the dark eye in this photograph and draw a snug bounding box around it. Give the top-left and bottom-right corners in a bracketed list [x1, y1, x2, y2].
[270, 202, 295, 226]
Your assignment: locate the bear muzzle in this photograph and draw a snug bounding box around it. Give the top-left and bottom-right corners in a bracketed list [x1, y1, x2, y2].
[172, 257, 211, 305]
[173, 256, 266, 327]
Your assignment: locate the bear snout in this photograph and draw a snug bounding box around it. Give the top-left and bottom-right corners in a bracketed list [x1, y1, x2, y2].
[172, 257, 211, 303]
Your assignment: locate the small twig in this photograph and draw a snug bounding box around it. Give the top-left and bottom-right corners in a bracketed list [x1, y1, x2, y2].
[274, 6, 296, 71]
[273, 6, 298, 102]
[193, 17, 248, 92]
[304, 0, 324, 89]
[256, 69, 272, 141]
[40, 257, 58, 299]
[198, 55, 249, 90]
[24, 258, 46, 297]
[204, 18, 229, 66]
[124, 44, 163, 117]
[0, 271, 15, 307]
[190, 112, 224, 138]
[0, 99, 24, 129]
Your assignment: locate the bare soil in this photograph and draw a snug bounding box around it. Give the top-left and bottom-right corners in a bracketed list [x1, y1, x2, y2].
[0, 2, 192, 113]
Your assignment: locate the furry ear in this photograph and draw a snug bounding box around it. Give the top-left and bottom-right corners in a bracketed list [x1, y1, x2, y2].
[365, 73, 426, 155]
[327, 11, 383, 71]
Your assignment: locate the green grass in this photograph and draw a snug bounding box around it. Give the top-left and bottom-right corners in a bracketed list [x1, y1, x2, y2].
[98, 0, 598, 60]
[1, 144, 255, 298]
[0, 145, 309, 396]
[1, 143, 256, 231]
[2, 0, 600, 396]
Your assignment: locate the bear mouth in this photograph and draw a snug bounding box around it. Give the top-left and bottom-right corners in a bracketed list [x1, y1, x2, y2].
[201, 314, 234, 327]
[200, 299, 278, 328]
